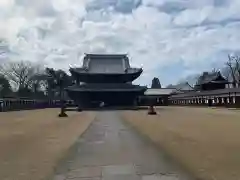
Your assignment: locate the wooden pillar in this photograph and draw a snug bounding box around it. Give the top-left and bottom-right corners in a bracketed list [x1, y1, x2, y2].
[202, 97, 205, 106]
[212, 97, 215, 106]
[220, 97, 224, 107]
[12, 100, 15, 110]
[9, 100, 11, 110]
[228, 95, 234, 108]
[223, 97, 228, 107]
[201, 97, 204, 106]
[235, 96, 240, 108]
[232, 96, 236, 108]
[208, 98, 212, 107]
[16, 100, 19, 110]
[226, 96, 230, 108]
[5, 101, 8, 111]
[0, 100, 3, 112]
[214, 97, 217, 106]
[218, 97, 222, 106]
[204, 97, 208, 106]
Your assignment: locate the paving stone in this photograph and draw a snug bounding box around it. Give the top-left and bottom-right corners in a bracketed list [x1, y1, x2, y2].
[102, 164, 135, 176]
[135, 165, 162, 175]
[53, 112, 193, 180]
[67, 167, 102, 178]
[66, 178, 101, 180]
[141, 174, 180, 180]
[135, 163, 175, 175]
[103, 174, 141, 180]
[53, 174, 66, 180]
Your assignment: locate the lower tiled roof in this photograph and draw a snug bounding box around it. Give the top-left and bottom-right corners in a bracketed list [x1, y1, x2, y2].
[66, 83, 147, 92]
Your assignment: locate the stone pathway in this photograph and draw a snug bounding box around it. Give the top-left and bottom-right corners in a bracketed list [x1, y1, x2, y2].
[53, 111, 193, 180]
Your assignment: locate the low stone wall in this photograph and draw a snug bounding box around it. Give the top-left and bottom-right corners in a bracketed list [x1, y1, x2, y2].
[0, 99, 75, 112]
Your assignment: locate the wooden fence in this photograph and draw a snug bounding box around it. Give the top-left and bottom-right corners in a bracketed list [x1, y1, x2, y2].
[0, 99, 75, 112]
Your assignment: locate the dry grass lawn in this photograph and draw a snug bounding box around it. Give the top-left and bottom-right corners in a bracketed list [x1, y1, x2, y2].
[0, 109, 96, 180]
[122, 107, 240, 180]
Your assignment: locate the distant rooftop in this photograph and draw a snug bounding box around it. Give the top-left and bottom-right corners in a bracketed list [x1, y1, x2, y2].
[172, 82, 194, 91]
[144, 88, 177, 96]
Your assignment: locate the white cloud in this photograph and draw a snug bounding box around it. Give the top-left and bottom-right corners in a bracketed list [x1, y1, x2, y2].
[1, 0, 240, 85]
[173, 7, 211, 26]
[0, 0, 14, 8]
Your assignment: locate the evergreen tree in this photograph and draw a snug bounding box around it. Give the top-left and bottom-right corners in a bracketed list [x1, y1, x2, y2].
[151, 77, 161, 88]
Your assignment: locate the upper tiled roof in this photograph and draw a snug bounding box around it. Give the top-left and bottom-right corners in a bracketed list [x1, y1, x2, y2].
[84, 54, 127, 59]
[82, 54, 131, 74]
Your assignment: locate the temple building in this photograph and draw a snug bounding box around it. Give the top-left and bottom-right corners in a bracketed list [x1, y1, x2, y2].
[66, 54, 147, 108]
[194, 71, 228, 91]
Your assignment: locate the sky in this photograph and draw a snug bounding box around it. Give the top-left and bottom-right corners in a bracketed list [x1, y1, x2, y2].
[0, 0, 240, 87]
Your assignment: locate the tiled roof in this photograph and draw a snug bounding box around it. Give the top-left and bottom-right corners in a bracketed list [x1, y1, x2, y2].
[170, 88, 240, 98]
[82, 54, 131, 74]
[144, 88, 177, 96]
[66, 83, 147, 92]
[171, 82, 194, 91]
[85, 54, 127, 59]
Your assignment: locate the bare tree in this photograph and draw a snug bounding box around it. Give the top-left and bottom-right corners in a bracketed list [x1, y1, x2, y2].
[225, 55, 237, 87]
[233, 55, 240, 85]
[211, 68, 219, 73]
[0, 61, 43, 91]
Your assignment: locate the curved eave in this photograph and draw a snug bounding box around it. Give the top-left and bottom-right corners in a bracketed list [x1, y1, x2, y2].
[65, 84, 147, 93]
[70, 68, 143, 83]
[66, 88, 146, 92]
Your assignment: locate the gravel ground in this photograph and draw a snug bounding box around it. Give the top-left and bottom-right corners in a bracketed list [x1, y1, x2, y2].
[122, 107, 240, 180]
[0, 109, 95, 180]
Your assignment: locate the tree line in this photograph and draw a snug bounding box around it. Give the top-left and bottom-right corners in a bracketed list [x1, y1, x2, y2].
[2, 54, 239, 98]
[167, 55, 240, 89]
[0, 60, 73, 99]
